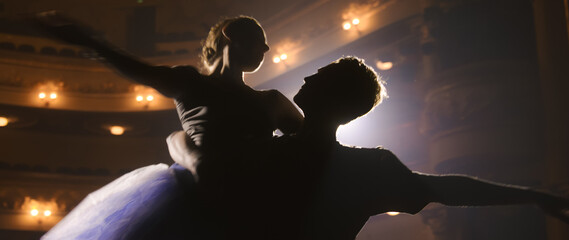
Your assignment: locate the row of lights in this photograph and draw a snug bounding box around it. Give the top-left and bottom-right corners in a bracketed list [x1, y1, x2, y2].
[273, 18, 361, 66]
[343, 18, 397, 72]
[36, 92, 156, 106]
[34, 83, 157, 107]
[273, 17, 393, 72]
[1, 114, 127, 136]
[0, 91, 145, 134]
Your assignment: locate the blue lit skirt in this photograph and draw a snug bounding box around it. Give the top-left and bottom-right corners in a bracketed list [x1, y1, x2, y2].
[42, 163, 197, 240]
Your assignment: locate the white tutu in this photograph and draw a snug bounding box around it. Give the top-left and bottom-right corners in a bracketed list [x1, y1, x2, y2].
[42, 163, 187, 240]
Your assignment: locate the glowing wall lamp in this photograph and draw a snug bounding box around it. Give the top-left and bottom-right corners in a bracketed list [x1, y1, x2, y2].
[273, 53, 288, 64]
[376, 60, 394, 71]
[30, 209, 39, 216]
[22, 197, 59, 224]
[386, 211, 400, 216]
[109, 125, 126, 136]
[343, 18, 360, 31]
[0, 116, 8, 127]
[136, 94, 154, 102]
[134, 85, 156, 109]
[38, 91, 58, 106]
[36, 81, 61, 107]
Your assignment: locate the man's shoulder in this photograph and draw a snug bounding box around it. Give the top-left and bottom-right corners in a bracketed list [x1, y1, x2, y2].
[334, 144, 409, 169]
[335, 144, 392, 158]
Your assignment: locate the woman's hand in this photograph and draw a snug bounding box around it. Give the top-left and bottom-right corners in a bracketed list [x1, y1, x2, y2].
[34, 11, 99, 47]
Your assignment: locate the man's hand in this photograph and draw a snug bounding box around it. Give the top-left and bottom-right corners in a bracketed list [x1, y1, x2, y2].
[538, 193, 569, 224]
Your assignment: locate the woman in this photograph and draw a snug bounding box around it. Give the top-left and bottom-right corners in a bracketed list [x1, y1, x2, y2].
[37, 13, 302, 239]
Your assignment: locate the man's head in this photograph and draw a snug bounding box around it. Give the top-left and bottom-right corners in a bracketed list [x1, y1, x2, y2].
[294, 57, 386, 125]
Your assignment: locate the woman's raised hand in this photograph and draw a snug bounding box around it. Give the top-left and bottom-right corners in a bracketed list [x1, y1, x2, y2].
[34, 11, 99, 47]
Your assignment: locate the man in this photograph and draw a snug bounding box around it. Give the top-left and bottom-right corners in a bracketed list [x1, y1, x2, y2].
[170, 57, 569, 240]
[251, 57, 569, 239]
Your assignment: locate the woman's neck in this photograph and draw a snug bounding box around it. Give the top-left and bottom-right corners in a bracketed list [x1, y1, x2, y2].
[211, 46, 245, 84]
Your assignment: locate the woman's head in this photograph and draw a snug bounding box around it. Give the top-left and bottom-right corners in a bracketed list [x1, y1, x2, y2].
[202, 16, 269, 73]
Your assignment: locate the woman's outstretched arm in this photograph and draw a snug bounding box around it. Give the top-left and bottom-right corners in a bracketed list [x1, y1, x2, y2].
[34, 11, 190, 98]
[416, 173, 569, 223]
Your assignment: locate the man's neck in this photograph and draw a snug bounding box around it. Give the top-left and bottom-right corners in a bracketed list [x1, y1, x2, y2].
[298, 117, 338, 147]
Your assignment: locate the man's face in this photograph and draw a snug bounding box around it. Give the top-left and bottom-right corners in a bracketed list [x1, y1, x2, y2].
[294, 65, 339, 113]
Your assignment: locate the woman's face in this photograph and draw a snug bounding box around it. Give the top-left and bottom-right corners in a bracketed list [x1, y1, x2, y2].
[228, 23, 270, 73]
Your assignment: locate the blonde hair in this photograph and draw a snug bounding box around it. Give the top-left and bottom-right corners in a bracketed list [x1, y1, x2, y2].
[201, 16, 262, 70]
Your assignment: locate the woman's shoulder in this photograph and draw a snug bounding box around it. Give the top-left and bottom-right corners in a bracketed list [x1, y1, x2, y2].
[253, 89, 291, 108]
[255, 89, 286, 100]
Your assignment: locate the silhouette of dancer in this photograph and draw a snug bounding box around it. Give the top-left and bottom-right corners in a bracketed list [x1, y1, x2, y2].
[171, 57, 569, 240]
[258, 57, 569, 239]
[35, 12, 302, 240]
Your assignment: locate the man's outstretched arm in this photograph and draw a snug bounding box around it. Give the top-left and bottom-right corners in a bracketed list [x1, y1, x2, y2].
[416, 173, 569, 223]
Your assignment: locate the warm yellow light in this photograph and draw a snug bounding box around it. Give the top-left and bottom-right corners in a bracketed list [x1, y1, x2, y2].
[136, 95, 144, 102]
[0, 117, 8, 127]
[30, 209, 39, 216]
[44, 210, 52, 217]
[146, 95, 154, 102]
[376, 61, 394, 71]
[280, 54, 287, 60]
[352, 18, 360, 25]
[38, 92, 46, 99]
[386, 211, 400, 216]
[343, 22, 352, 30]
[49, 92, 57, 99]
[273, 56, 281, 63]
[110, 126, 125, 135]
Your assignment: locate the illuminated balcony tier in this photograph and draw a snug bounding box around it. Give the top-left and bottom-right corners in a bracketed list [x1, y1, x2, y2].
[0, 168, 118, 231]
[0, 45, 187, 112]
